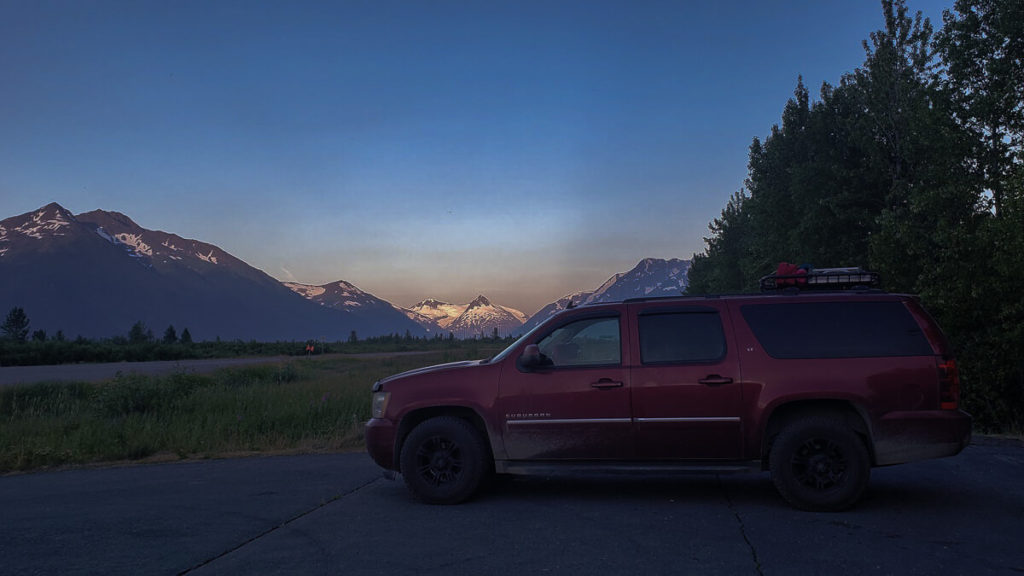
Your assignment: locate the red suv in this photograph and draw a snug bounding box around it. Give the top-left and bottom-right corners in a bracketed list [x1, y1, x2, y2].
[365, 270, 971, 511]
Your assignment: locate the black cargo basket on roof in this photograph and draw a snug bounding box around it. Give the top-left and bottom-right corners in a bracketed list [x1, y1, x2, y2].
[759, 267, 880, 292]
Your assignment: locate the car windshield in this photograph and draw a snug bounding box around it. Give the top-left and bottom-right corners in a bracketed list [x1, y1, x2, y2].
[486, 321, 548, 364]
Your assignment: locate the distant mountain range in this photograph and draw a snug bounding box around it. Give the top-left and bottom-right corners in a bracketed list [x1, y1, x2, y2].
[0, 203, 691, 341]
[407, 295, 529, 338]
[0, 203, 424, 341]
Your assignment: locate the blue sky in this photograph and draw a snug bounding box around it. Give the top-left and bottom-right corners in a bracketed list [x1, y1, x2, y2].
[0, 0, 951, 314]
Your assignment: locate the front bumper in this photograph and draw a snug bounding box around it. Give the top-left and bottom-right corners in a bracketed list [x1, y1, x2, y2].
[365, 418, 398, 470]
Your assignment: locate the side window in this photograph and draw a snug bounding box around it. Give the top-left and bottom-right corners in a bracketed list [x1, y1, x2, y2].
[638, 312, 726, 364]
[740, 301, 933, 359]
[537, 316, 621, 367]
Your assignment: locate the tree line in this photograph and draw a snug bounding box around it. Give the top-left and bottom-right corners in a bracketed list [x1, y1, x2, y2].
[0, 306, 513, 366]
[686, 0, 1023, 431]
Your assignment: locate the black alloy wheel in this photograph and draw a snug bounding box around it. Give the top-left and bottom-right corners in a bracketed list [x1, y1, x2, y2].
[769, 416, 870, 511]
[400, 416, 487, 504]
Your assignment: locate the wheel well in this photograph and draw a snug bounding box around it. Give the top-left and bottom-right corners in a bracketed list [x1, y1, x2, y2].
[394, 406, 494, 470]
[761, 400, 874, 470]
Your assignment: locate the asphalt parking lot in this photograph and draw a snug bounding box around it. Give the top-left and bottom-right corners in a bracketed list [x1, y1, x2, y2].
[1, 439, 1022, 575]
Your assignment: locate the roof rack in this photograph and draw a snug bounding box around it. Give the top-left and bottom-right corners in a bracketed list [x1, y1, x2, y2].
[759, 266, 880, 292]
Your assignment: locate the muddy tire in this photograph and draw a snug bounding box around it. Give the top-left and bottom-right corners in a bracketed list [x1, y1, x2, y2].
[400, 416, 487, 505]
[770, 417, 870, 511]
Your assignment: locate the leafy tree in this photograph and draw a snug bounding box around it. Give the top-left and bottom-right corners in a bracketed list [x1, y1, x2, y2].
[930, 0, 1024, 429]
[163, 325, 178, 344]
[31, 329, 46, 342]
[935, 0, 1024, 215]
[859, 0, 980, 291]
[1, 307, 30, 342]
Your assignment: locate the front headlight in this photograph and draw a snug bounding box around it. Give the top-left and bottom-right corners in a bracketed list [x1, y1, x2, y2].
[371, 391, 391, 419]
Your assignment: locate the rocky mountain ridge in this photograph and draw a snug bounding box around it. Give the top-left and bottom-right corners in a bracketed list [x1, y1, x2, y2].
[520, 258, 691, 332]
[0, 203, 425, 341]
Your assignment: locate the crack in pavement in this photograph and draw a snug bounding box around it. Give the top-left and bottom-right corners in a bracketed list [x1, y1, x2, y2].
[177, 476, 382, 575]
[718, 475, 764, 576]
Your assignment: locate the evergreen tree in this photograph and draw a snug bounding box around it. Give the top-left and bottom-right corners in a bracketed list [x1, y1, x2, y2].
[685, 0, 1022, 429]
[163, 325, 178, 344]
[31, 329, 46, 342]
[180, 328, 193, 344]
[687, 190, 753, 293]
[1, 307, 30, 342]
[129, 321, 150, 344]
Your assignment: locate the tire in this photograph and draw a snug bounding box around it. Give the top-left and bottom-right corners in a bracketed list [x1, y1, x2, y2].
[769, 416, 870, 512]
[399, 416, 488, 505]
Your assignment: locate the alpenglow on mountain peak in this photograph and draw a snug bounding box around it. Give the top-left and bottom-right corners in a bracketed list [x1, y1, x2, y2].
[468, 295, 491, 308]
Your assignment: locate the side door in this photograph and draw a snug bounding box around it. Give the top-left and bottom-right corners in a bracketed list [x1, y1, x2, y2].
[628, 302, 744, 459]
[498, 309, 633, 460]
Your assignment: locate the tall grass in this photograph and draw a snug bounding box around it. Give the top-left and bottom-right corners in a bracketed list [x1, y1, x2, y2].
[0, 348, 495, 472]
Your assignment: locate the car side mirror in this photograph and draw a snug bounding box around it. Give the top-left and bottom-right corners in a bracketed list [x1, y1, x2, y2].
[518, 344, 543, 371]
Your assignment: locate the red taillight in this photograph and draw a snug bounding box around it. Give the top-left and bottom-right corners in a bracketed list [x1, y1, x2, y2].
[938, 358, 960, 410]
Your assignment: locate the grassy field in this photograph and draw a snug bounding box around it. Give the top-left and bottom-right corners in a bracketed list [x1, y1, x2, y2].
[0, 347, 501, 473]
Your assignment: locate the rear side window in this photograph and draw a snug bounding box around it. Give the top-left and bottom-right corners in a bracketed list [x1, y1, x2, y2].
[638, 311, 726, 364]
[740, 301, 933, 359]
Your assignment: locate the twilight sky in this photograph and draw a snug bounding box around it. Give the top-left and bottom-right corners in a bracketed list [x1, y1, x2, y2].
[0, 0, 950, 314]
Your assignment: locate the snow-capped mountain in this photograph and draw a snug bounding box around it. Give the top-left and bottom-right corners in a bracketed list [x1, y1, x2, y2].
[521, 258, 691, 332]
[283, 280, 430, 335]
[396, 306, 447, 333]
[406, 299, 469, 329]
[445, 295, 528, 338]
[0, 202, 77, 255]
[0, 203, 425, 340]
[406, 296, 527, 337]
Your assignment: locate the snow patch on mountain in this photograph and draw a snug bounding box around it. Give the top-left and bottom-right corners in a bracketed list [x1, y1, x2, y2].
[161, 239, 184, 252]
[115, 233, 154, 257]
[196, 250, 219, 264]
[12, 206, 73, 239]
[284, 283, 327, 299]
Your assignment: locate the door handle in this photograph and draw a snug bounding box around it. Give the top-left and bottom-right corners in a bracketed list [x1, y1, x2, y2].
[699, 375, 734, 386]
[591, 378, 624, 389]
